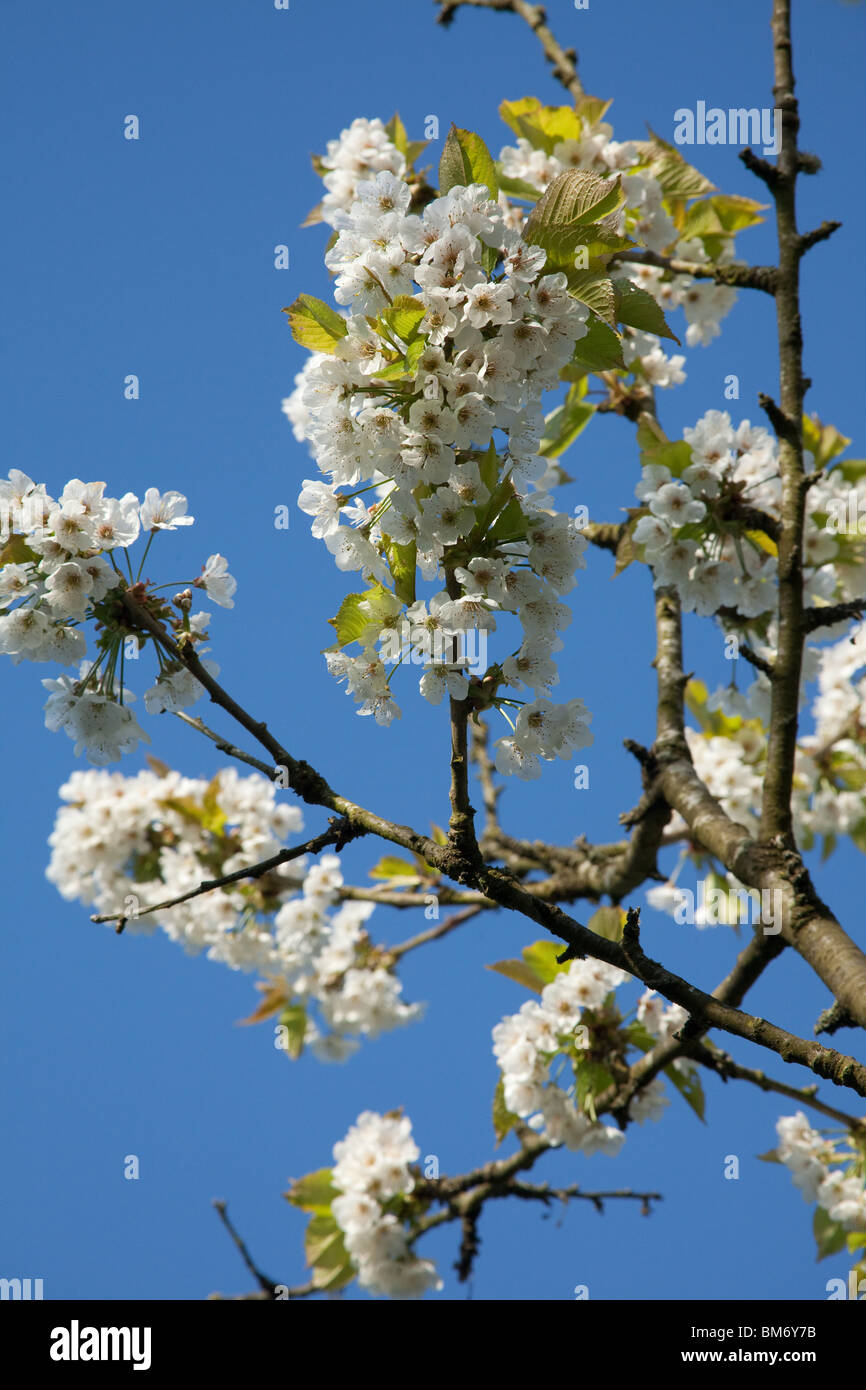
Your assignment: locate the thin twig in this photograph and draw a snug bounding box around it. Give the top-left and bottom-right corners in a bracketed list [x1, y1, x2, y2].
[91, 821, 358, 929]
[611, 249, 777, 295]
[384, 904, 484, 962]
[436, 0, 583, 101]
[172, 710, 277, 779]
[682, 1041, 866, 1135]
[212, 1200, 278, 1298]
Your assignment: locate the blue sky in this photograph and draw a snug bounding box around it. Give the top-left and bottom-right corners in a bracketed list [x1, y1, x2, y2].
[2, 0, 865, 1301]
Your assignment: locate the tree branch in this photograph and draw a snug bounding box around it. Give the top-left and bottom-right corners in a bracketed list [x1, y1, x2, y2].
[211, 1200, 279, 1298]
[797, 219, 841, 254]
[758, 0, 808, 843]
[435, 0, 583, 102]
[611, 249, 777, 295]
[680, 1040, 866, 1136]
[411, 1133, 659, 1281]
[122, 591, 866, 1078]
[383, 904, 484, 962]
[90, 821, 359, 930]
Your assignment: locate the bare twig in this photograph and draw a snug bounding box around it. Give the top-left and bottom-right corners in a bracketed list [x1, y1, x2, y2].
[681, 1041, 866, 1135]
[611, 249, 777, 295]
[384, 904, 484, 962]
[436, 0, 583, 101]
[212, 1200, 278, 1298]
[757, 0, 809, 843]
[172, 710, 277, 779]
[91, 820, 359, 930]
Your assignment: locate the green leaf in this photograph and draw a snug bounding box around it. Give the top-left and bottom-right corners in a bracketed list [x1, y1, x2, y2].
[574, 1056, 615, 1114]
[756, 1148, 783, 1164]
[499, 96, 543, 139]
[385, 112, 409, 159]
[277, 1003, 307, 1060]
[369, 855, 422, 882]
[480, 241, 500, 276]
[565, 317, 625, 373]
[498, 97, 551, 148]
[478, 438, 500, 495]
[646, 440, 692, 478]
[158, 794, 210, 831]
[638, 422, 692, 477]
[304, 1211, 356, 1290]
[488, 495, 527, 545]
[328, 592, 376, 649]
[677, 200, 725, 241]
[439, 125, 498, 199]
[286, 1168, 340, 1214]
[802, 415, 851, 469]
[625, 1021, 658, 1053]
[493, 1077, 521, 1145]
[664, 1061, 706, 1121]
[575, 95, 612, 129]
[300, 201, 325, 229]
[814, 1205, 848, 1262]
[849, 819, 866, 857]
[499, 99, 583, 155]
[586, 905, 625, 941]
[568, 272, 617, 326]
[496, 171, 543, 201]
[0, 533, 40, 568]
[614, 278, 679, 342]
[200, 776, 228, 835]
[613, 522, 639, 577]
[381, 295, 426, 343]
[525, 169, 623, 242]
[634, 130, 716, 199]
[709, 193, 767, 233]
[574, 223, 637, 263]
[837, 458, 866, 484]
[523, 939, 572, 985]
[384, 536, 416, 605]
[540, 384, 594, 459]
[283, 294, 347, 353]
[405, 139, 430, 168]
[371, 356, 411, 382]
[487, 958, 546, 994]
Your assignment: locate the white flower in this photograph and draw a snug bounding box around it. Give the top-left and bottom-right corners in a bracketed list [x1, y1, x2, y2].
[633, 514, 671, 554]
[91, 494, 141, 549]
[463, 279, 515, 328]
[139, 489, 195, 531]
[197, 555, 236, 608]
[43, 679, 150, 765]
[649, 482, 706, 526]
[144, 660, 218, 715]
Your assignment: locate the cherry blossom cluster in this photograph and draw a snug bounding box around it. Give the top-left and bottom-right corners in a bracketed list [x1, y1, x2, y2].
[775, 1112, 866, 1234]
[285, 167, 596, 775]
[317, 117, 409, 229]
[499, 124, 736, 363]
[330, 1110, 442, 1298]
[644, 615, 866, 922]
[46, 766, 422, 1059]
[705, 620, 866, 840]
[492, 958, 675, 1150]
[633, 410, 854, 621]
[0, 470, 235, 765]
